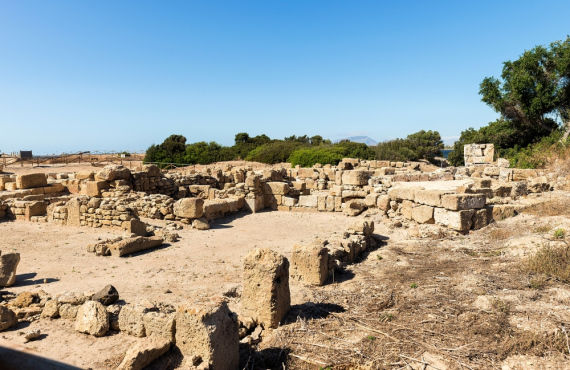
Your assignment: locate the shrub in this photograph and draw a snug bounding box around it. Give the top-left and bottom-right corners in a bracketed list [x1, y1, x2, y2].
[525, 244, 570, 283]
[246, 141, 305, 164]
[375, 130, 443, 162]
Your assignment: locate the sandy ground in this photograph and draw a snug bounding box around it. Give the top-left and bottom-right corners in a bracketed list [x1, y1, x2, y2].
[0, 210, 352, 367]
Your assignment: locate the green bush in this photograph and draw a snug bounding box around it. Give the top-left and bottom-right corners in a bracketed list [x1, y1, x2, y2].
[288, 142, 375, 167]
[375, 130, 443, 162]
[288, 146, 345, 167]
[246, 141, 305, 164]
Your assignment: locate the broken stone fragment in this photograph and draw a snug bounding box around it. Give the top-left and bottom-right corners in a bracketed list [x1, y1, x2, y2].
[108, 236, 164, 257]
[0, 306, 17, 331]
[116, 335, 172, 370]
[241, 248, 290, 329]
[74, 301, 109, 337]
[175, 297, 239, 369]
[0, 252, 20, 287]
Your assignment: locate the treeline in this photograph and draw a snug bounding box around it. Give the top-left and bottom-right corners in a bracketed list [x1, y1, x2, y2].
[448, 36, 570, 167]
[144, 130, 444, 167]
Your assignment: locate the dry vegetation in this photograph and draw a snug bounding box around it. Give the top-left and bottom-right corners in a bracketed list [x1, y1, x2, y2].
[245, 204, 570, 369]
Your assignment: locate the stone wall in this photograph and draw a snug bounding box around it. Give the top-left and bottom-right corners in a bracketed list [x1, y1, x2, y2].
[464, 143, 494, 166]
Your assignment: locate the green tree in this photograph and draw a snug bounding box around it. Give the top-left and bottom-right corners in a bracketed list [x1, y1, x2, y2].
[479, 36, 570, 141]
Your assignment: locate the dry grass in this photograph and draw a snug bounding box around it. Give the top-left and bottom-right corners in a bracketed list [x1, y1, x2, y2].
[523, 199, 570, 217]
[524, 243, 570, 283]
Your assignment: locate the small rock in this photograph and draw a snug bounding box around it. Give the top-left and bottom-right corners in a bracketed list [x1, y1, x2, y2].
[75, 301, 109, 337]
[0, 253, 20, 287]
[192, 218, 210, 230]
[0, 306, 17, 331]
[23, 329, 41, 342]
[92, 285, 119, 305]
[116, 335, 172, 370]
[40, 300, 59, 319]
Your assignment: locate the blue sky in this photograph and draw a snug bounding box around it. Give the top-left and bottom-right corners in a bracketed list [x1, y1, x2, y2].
[1, 1, 569, 154]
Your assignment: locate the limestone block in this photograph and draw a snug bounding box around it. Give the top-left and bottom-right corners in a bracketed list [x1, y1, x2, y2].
[109, 236, 164, 257]
[143, 312, 175, 341]
[16, 173, 47, 189]
[472, 208, 491, 230]
[173, 198, 204, 219]
[263, 182, 289, 195]
[95, 165, 131, 182]
[242, 248, 290, 329]
[412, 205, 434, 224]
[298, 195, 317, 208]
[434, 208, 475, 231]
[0, 306, 17, 331]
[0, 252, 20, 287]
[175, 298, 239, 369]
[81, 181, 108, 197]
[414, 189, 448, 207]
[244, 196, 264, 213]
[441, 194, 486, 210]
[122, 219, 147, 236]
[117, 335, 171, 370]
[119, 304, 149, 337]
[400, 200, 413, 220]
[388, 186, 419, 202]
[341, 170, 369, 186]
[290, 244, 329, 286]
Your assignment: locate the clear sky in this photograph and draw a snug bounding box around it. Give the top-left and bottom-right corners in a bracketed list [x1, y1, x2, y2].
[1, 1, 569, 154]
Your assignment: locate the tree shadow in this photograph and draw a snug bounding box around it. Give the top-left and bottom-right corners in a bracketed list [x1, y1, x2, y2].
[13, 273, 59, 287]
[240, 345, 291, 370]
[283, 302, 346, 324]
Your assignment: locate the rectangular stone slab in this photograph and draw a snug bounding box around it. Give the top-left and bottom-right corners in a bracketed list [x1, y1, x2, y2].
[109, 236, 164, 257]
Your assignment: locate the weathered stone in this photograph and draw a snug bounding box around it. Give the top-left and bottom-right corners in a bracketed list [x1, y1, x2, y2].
[298, 195, 317, 208]
[341, 170, 369, 186]
[412, 205, 434, 224]
[244, 196, 264, 213]
[376, 195, 390, 212]
[143, 312, 175, 341]
[414, 189, 448, 207]
[489, 204, 518, 221]
[109, 236, 163, 257]
[16, 173, 47, 189]
[40, 300, 59, 319]
[75, 301, 109, 337]
[92, 285, 119, 305]
[117, 335, 172, 370]
[118, 304, 148, 337]
[400, 200, 413, 219]
[464, 143, 494, 165]
[80, 181, 108, 197]
[344, 199, 366, 217]
[95, 165, 132, 182]
[59, 304, 79, 319]
[192, 218, 210, 230]
[388, 187, 419, 202]
[349, 220, 374, 236]
[497, 158, 510, 168]
[0, 252, 20, 287]
[25, 201, 46, 221]
[0, 306, 17, 331]
[242, 248, 290, 329]
[122, 219, 147, 236]
[434, 208, 475, 231]
[441, 194, 486, 210]
[173, 197, 204, 219]
[175, 298, 239, 369]
[282, 196, 298, 207]
[472, 208, 491, 230]
[11, 292, 37, 308]
[263, 182, 289, 195]
[290, 243, 329, 286]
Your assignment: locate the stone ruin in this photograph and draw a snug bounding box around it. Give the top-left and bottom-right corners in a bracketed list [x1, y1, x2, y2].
[464, 143, 494, 165]
[0, 156, 565, 368]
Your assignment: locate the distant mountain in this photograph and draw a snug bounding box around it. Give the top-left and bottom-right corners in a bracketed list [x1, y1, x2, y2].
[342, 136, 378, 146]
